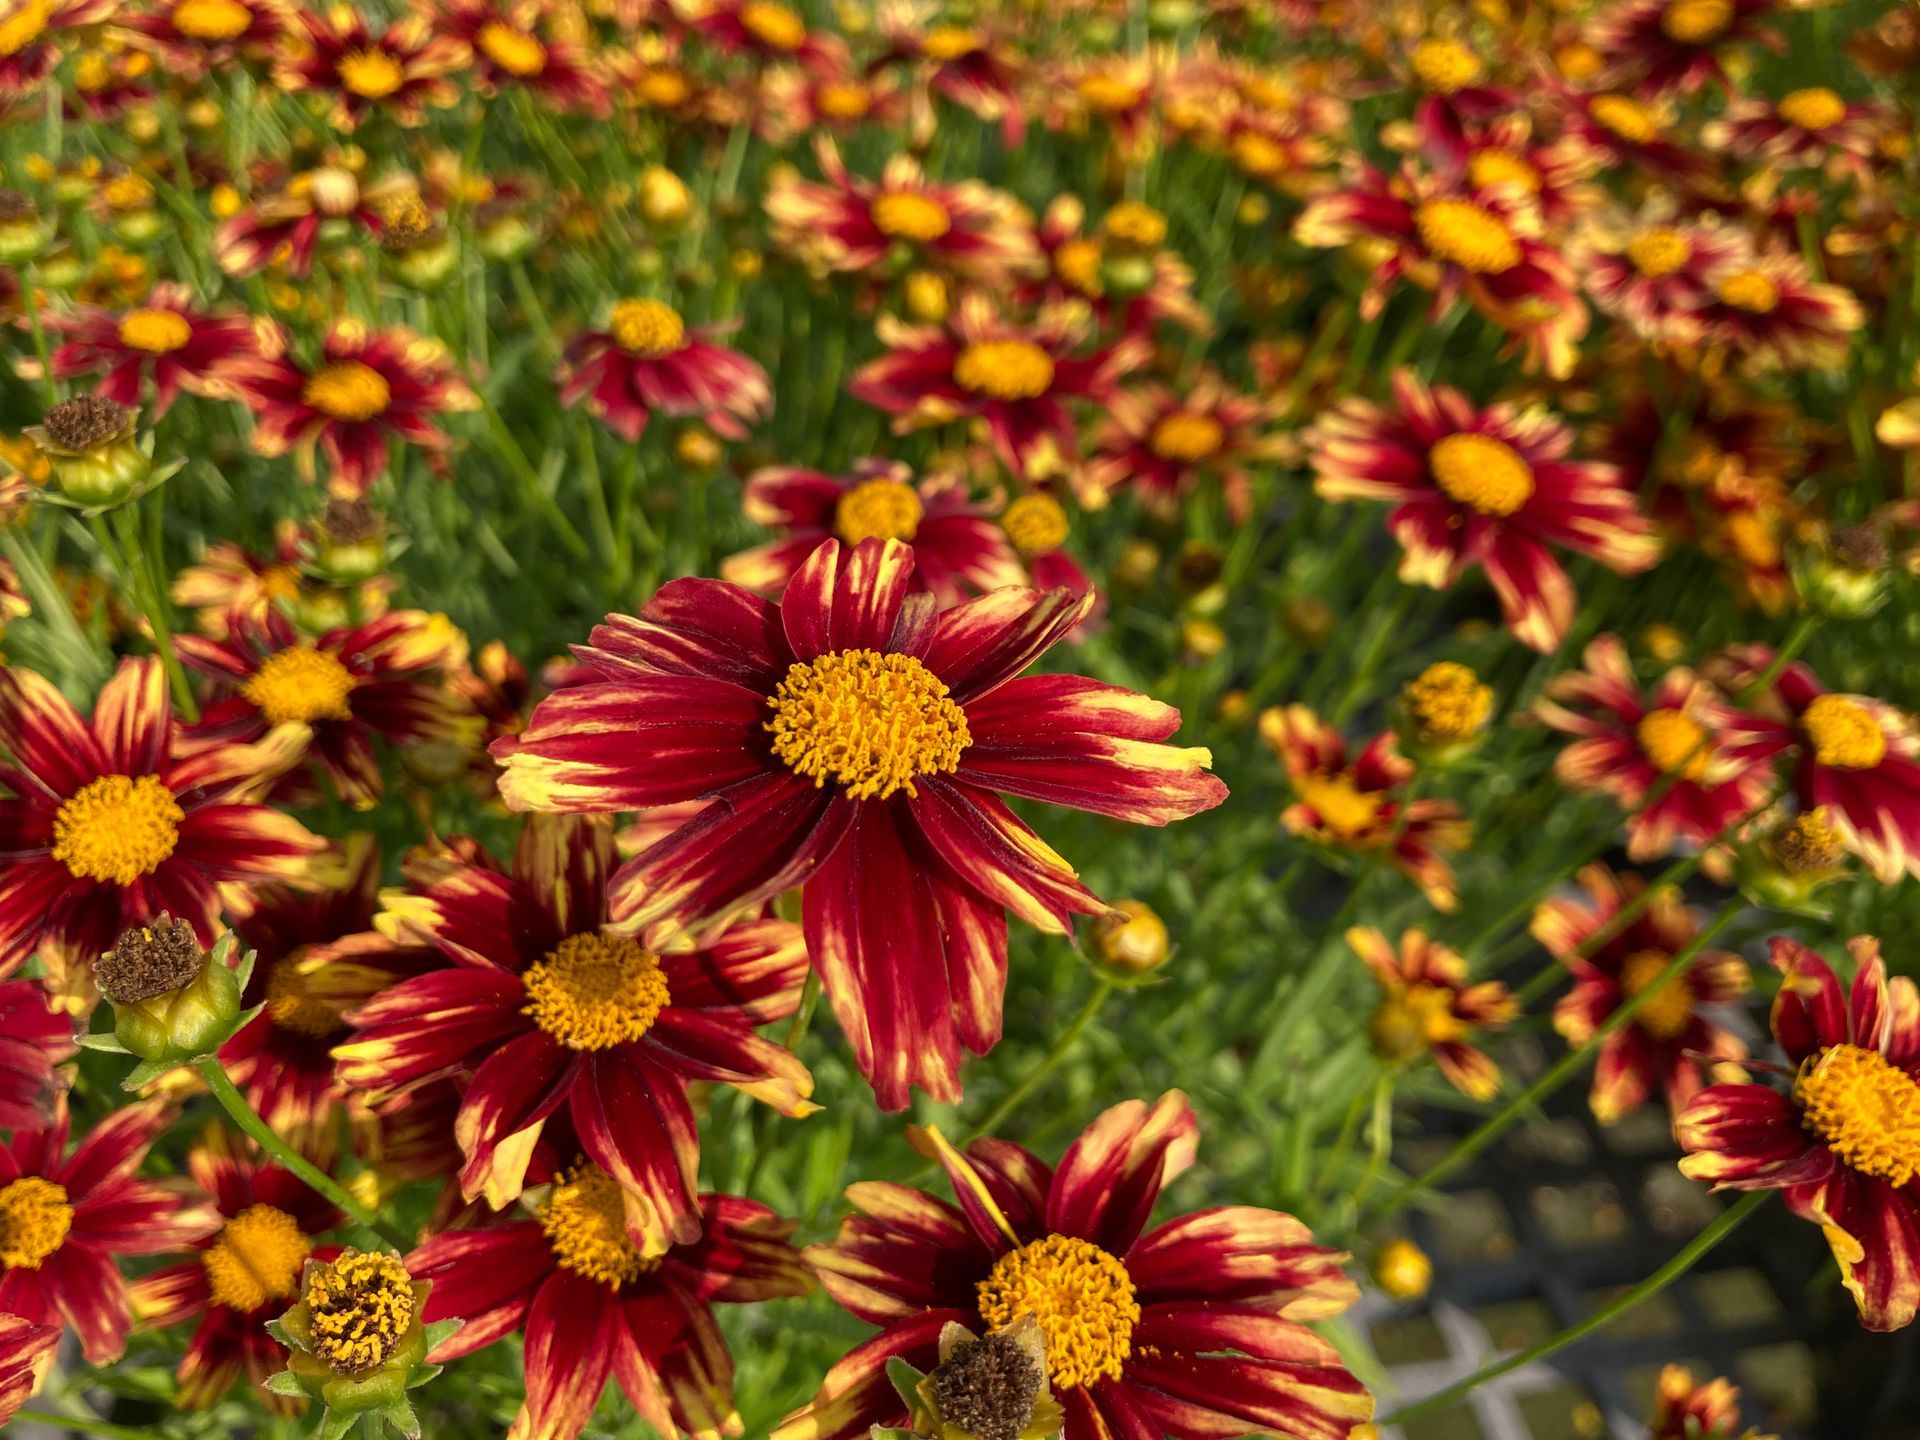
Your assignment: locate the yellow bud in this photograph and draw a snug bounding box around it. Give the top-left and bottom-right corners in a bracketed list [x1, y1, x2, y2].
[1091, 900, 1170, 976]
[639, 166, 693, 229]
[1371, 1238, 1433, 1301]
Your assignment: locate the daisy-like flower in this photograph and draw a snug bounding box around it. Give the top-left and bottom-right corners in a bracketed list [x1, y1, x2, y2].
[1702, 87, 1889, 178]
[1352, 926, 1516, 1100]
[765, 140, 1038, 283]
[276, 4, 465, 131]
[1648, 1364, 1777, 1440]
[130, 1125, 342, 1412]
[115, 0, 285, 75]
[693, 0, 839, 70]
[1532, 862, 1749, 1124]
[1697, 249, 1863, 372]
[214, 163, 412, 278]
[1444, 112, 1602, 231]
[335, 814, 815, 1251]
[873, 6, 1027, 146]
[1087, 374, 1285, 522]
[0, 0, 115, 102]
[0, 1313, 58, 1427]
[29, 283, 259, 420]
[1258, 705, 1471, 912]
[1573, 206, 1749, 346]
[1677, 935, 1920, 1331]
[0, 1097, 217, 1363]
[410, 1177, 812, 1440]
[555, 297, 771, 445]
[1307, 371, 1660, 652]
[178, 607, 469, 808]
[0, 657, 324, 995]
[1398, 35, 1514, 138]
[778, 1092, 1372, 1440]
[1586, 0, 1782, 95]
[757, 59, 909, 142]
[494, 538, 1225, 1108]
[851, 294, 1149, 484]
[0, 977, 73, 1129]
[427, 0, 608, 112]
[226, 319, 477, 496]
[1553, 88, 1720, 187]
[1532, 634, 1773, 860]
[1027, 195, 1208, 337]
[722, 460, 1024, 605]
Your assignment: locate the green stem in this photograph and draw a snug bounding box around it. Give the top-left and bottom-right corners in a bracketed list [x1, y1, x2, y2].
[1348, 1069, 1396, 1211]
[110, 504, 197, 720]
[966, 978, 1115, 1142]
[1737, 610, 1818, 703]
[784, 969, 822, 1052]
[194, 1056, 408, 1250]
[1378, 1191, 1769, 1427]
[14, 1408, 162, 1440]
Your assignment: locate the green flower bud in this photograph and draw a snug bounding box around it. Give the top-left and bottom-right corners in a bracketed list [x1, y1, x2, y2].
[0, 190, 54, 265]
[1792, 523, 1892, 620]
[25, 396, 151, 508]
[312, 498, 390, 583]
[98, 918, 242, 1064]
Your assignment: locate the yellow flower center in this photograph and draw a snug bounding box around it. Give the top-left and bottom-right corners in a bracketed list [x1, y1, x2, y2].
[1590, 93, 1658, 143]
[1773, 807, 1845, 872]
[1295, 772, 1383, 840]
[767, 649, 970, 801]
[1371, 982, 1465, 1060]
[540, 1165, 658, 1287]
[1717, 268, 1779, 314]
[0, 1177, 72, 1270]
[203, 1204, 311, 1311]
[1054, 238, 1103, 296]
[52, 774, 183, 886]
[522, 933, 671, 1051]
[1466, 148, 1540, 195]
[1149, 412, 1225, 463]
[304, 1250, 415, 1375]
[0, 0, 51, 58]
[1077, 73, 1142, 113]
[816, 81, 871, 118]
[1409, 38, 1482, 94]
[1777, 87, 1845, 131]
[920, 23, 982, 61]
[1103, 201, 1166, 249]
[609, 298, 686, 357]
[954, 339, 1055, 400]
[1000, 492, 1070, 556]
[118, 307, 193, 353]
[635, 67, 691, 107]
[171, 0, 253, 40]
[242, 645, 357, 726]
[834, 477, 924, 544]
[1637, 707, 1711, 780]
[1722, 509, 1781, 566]
[1414, 199, 1520, 275]
[1428, 432, 1535, 516]
[302, 361, 391, 422]
[1618, 949, 1695, 1041]
[740, 0, 806, 50]
[1794, 1044, 1920, 1186]
[475, 20, 546, 74]
[266, 954, 348, 1038]
[871, 192, 952, 243]
[1661, 0, 1733, 43]
[1802, 693, 1885, 770]
[977, 1235, 1139, 1390]
[1229, 130, 1287, 178]
[1403, 661, 1492, 742]
[338, 48, 406, 99]
[1627, 227, 1692, 277]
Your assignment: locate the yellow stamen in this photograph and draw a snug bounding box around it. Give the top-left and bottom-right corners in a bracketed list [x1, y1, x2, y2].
[767, 649, 970, 800]
[267, 955, 348, 1038]
[977, 1234, 1139, 1389]
[338, 48, 406, 100]
[1229, 130, 1288, 178]
[1414, 198, 1520, 275]
[0, 1177, 72, 1270]
[0, 0, 51, 59]
[834, 477, 924, 545]
[1000, 492, 1070, 557]
[608, 298, 686, 357]
[954, 339, 1054, 401]
[170, 0, 253, 41]
[815, 81, 872, 118]
[539, 1165, 658, 1287]
[1466, 149, 1540, 195]
[522, 933, 671, 1051]
[304, 1250, 415, 1375]
[1371, 982, 1466, 1061]
[1716, 268, 1779, 314]
[1428, 432, 1535, 516]
[1777, 87, 1846, 131]
[475, 20, 547, 76]
[1053, 238, 1103, 296]
[920, 24, 981, 61]
[1076, 73, 1142, 113]
[1409, 38, 1483, 94]
[1627, 227, 1692, 277]
[1794, 1044, 1920, 1186]
[52, 774, 183, 886]
[117, 307, 193, 354]
[1661, 0, 1733, 43]
[243, 645, 357, 726]
[1148, 411, 1224, 463]
[1589, 94, 1658, 144]
[203, 1204, 311, 1311]
[1618, 949, 1695, 1041]
[1403, 661, 1492, 743]
[1802, 694, 1885, 770]
[303, 361, 391, 422]
[1103, 201, 1166, 249]
[1295, 772, 1383, 840]
[871, 192, 952, 243]
[739, 0, 806, 50]
[1637, 708, 1711, 780]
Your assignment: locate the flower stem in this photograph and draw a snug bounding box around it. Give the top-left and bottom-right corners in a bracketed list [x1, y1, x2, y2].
[193, 1056, 409, 1250]
[14, 1408, 161, 1440]
[1377, 1190, 1769, 1427]
[966, 977, 1115, 1143]
[105, 506, 197, 721]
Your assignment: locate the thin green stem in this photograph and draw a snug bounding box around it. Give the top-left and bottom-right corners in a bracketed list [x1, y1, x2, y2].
[784, 969, 822, 1052]
[15, 1408, 164, 1440]
[966, 978, 1115, 1143]
[110, 503, 197, 720]
[1348, 1069, 1396, 1211]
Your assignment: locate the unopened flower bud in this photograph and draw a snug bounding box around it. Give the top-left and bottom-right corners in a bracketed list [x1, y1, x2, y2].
[902, 269, 950, 324]
[1111, 538, 1159, 590]
[1395, 661, 1493, 767]
[1091, 900, 1170, 977]
[270, 1249, 451, 1433]
[1637, 622, 1686, 663]
[639, 166, 693, 229]
[0, 189, 52, 265]
[313, 498, 388, 583]
[1370, 1238, 1432, 1301]
[1172, 542, 1222, 594]
[1281, 594, 1335, 650]
[1102, 200, 1166, 251]
[100, 918, 241, 1063]
[27, 396, 150, 507]
[1179, 616, 1225, 663]
[676, 427, 724, 470]
[1795, 522, 1891, 620]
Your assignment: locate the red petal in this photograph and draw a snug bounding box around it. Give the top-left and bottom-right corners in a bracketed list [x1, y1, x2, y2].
[1046, 1091, 1199, 1254]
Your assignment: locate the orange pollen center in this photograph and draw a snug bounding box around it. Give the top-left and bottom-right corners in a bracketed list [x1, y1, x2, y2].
[1229, 130, 1288, 177]
[266, 954, 348, 1038]
[1295, 772, 1383, 840]
[1637, 707, 1711, 780]
[954, 339, 1054, 400]
[609, 298, 685, 357]
[1000, 492, 1070, 556]
[170, 0, 253, 41]
[1619, 949, 1695, 1041]
[1590, 94, 1658, 143]
[740, 0, 806, 50]
[243, 645, 357, 726]
[1794, 1044, 1920, 1186]
[976, 1235, 1139, 1389]
[475, 21, 547, 76]
[203, 1204, 310, 1311]
[52, 774, 183, 885]
[521, 933, 671, 1051]
[304, 1250, 415, 1375]
[302, 361, 391, 422]
[768, 649, 970, 800]
[0, 1177, 72, 1270]
[1414, 199, 1520, 275]
[1077, 73, 1142, 112]
[1428, 432, 1535, 516]
[1661, 0, 1733, 43]
[1054, 238, 1104, 296]
[1149, 411, 1225, 463]
[1371, 981, 1467, 1061]
[1627, 227, 1692, 277]
[1103, 201, 1167, 249]
[1717, 268, 1779, 313]
[816, 81, 871, 118]
[834, 476, 924, 544]
[1801, 693, 1885, 769]
[871, 191, 952, 243]
[1467, 148, 1540, 195]
[1409, 38, 1482, 93]
[920, 24, 981, 61]
[1777, 87, 1846, 131]
[118, 306, 193, 353]
[1403, 661, 1492, 742]
[338, 48, 406, 99]
[0, 1, 51, 58]
[540, 1164, 659, 1286]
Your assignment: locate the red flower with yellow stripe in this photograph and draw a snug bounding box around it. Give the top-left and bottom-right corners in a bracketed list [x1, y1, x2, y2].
[1697, 248, 1863, 372]
[428, 0, 608, 112]
[0, 656, 324, 996]
[1702, 87, 1890, 177]
[0, 1313, 58, 1428]
[1352, 927, 1516, 1100]
[276, 3, 466, 131]
[556, 297, 772, 445]
[1677, 936, 1920, 1331]
[1586, 0, 1781, 96]
[1533, 863, 1749, 1124]
[335, 814, 814, 1254]
[409, 1178, 812, 1440]
[0, 978, 72, 1131]
[1308, 371, 1660, 653]
[1087, 374, 1286, 523]
[778, 1092, 1372, 1440]
[34, 282, 261, 420]
[115, 0, 285, 74]
[0, 0, 115, 101]
[493, 538, 1225, 1109]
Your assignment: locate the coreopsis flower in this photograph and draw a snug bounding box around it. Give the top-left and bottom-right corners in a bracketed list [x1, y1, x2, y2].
[1029, 195, 1208, 337]
[1574, 207, 1750, 345]
[410, 1179, 813, 1440]
[0, 0, 115, 101]
[1394, 660, 1494, 767]
[1441, 111, 1602, 229]
[851, 295, 1149, 484]
[874, 7, 1027, 146]
[1048, 52, 1159, 161]
[1552, 89, 1719, 187]
[270, 1248, 441, 1428]
[0, 978, 73, 1129]
[779, 1092, 1371, 1440]
[1702, 87, 1889, 178]
[555, 297, 772, 444]
[1086, 376, 1284, 522]
[0, 1314, 58, 1427]
[0, 1097, 218, 1363]
[1398, 35, 1512, 136]
[1353, 926, 1516, 1099]
[1697, 249, 1863, 371]
[765, 140, 1038, 283]
[1258, 705, 1471, 912]
[29, 283, 261, 420]
[276, 4, 465, 131]
[1217, 109, 1329, 195]
[693, 0, 838, 70]
[0, 656, 324, 994]
[214, 162, 412, 277]
[1586, 0, 1782, 95]
[1677, 935, 1920, 1331]
[494, 538, 1224, 1108]
[115, 0, 286, 75]
[336, 814, 814, 1249]
[227, 319, 477, 495]
[1532, 634, 1773, 859]
[1308, 371, 1660, 652]
[723, 460, 1024, 605]
[429, 0, 608, 112]
[1532, 863, 1749, 1123]
[130, 1124, 343, 1411]
[1648, 1364, 1776, 1440]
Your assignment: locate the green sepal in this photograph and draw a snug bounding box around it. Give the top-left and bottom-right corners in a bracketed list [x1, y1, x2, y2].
[314, 1407, 358, 1440]
[77, 1032, 131, 1054]
[422, 1318, 464, 1349]
[263, 1370, 308, 1398]
[121, 1056, 184, 1091]
[379, 1400, 422, 1439]
[885, 1356, 927, 1411]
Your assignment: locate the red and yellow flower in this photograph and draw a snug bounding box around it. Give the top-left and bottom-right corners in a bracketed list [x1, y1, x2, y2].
[873, 9, 1027, 146]
[1703, 87, 1890, 177]
[214, 163, 412, 278]
[779, 1092, 1371, 1440]
[555, 297, 772, 444]
[494, 538, 1225, 1108]
[0, 0, 115, 102]
[1677, 935, 1920, 1331]
[1573, 206, 1751, 346]
[0, 1313, 58, 1428]
[428, 0, 608, 112]
[276, 4, 466, 131]
[1648, 1364, 1776, 1440]
[1352, 926, 1516, 1100]
[1696, 248, 1864, 371]
[114, 0, 284, 74]
[692, 0, 839, 71]
[1552, 89, 1719, 186]
[1087, 374, 1285, 522]
[1586, 0, 1782, 96]
[0, 977, 73, 1130]
[32, 282, 261, 419]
